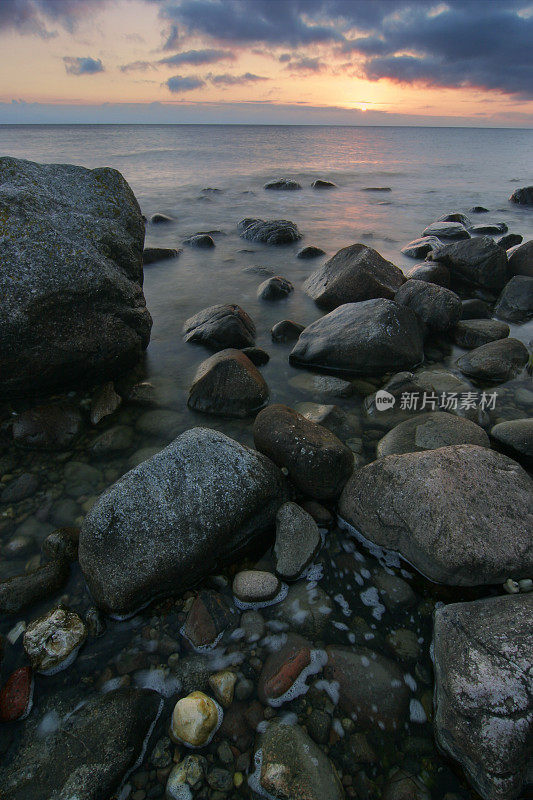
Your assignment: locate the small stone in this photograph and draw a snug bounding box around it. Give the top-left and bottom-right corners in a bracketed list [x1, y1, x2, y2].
[90, 381, 122, 425]
[127, 381, 158, 407]
[23, 606, 87, 674]
[208, 670, 237, 707]
[298, 246, 326, 259]
[170, 691, 222, 748]
[257, 276, 294, 300]
[264, 178, 301, 191]
[0, 666, 34, 721]
[166, 755, 206, 799]
[306, 708, 331, 744]
[452, 319, 510, 349]
[41, 527, 79, 563]
[257, 633, 314, 704]
[143, 247, 180, 265]
[232, 570, 281, 605]
[182, 590, 233, 649]
[207, 768, 232, 792]
[150, 213, 173, 224]
[13, 404, 82, 450]
[184, 234, 215, 249]
[90, 424, 134, 456]
[271, 320, 305, 342]
[242, 346, 270, 366]
[0, 472, 40, 504]
[386, 628, 421, 661]
[274, 502, 321, 581]
[239, 610, 265, 643]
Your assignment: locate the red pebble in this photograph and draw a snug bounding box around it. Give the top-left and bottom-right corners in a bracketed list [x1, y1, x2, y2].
[0, 666, 34, 722]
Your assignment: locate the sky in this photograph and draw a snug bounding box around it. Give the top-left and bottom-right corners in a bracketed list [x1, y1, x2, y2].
[1, 0, 532, 126]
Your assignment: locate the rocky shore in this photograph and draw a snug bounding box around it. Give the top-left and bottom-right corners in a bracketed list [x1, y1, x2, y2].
[0, 157, 532, 800]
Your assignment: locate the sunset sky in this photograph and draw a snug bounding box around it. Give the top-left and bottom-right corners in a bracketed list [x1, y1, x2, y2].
[1, 0, 532, 125]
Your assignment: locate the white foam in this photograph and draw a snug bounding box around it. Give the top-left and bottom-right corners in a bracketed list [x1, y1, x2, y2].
[267, 649, 327, 707]
[39, 644, 82, 676]
[404, 673, 418, 692]
[313, 678, 340, 706]
[333, 593, 352, 617]
[359, 587, 386, 621]
[119, 697, 164, 791]
[37, 709, 60, 737]
[409, 699, 427, 723]
[233, 582, 288, 611]
[134, 668, 181, 698]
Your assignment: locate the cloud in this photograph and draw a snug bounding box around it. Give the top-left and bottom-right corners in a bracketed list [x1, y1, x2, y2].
[286, 56, 324, 73]
[63, 56, 104, 75]
[208, 72, 268, 85]
[159, 48, 235, 66]
[120, 60, 155, 73]
[166, 74, 205, 92]
[0, 0, 109, 37]
[162, 22, 180, 49]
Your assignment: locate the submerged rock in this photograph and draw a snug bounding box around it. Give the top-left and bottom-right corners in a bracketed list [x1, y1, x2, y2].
[494, 275, 533, 322]
[187, 349, 269, 418]
[13, 404, 82, 451]
[456, 338, 528, 382]
[298, 245, 326, 259]
[257, 275, 294, 300]
[394, 279, 461, 332]
[143, 246, 180, 264]
[238, 218, 302, 245]
[451, 318, 510, 349]
[150, 212, 173, 224]
[431, 236, 508, 291]
[274, 501, 321, 580]
[182, 590, 233, 649]
[0, 560, 70, 615]
[271, 319, 305, 342]
[23, 606, 87, 674]
[312, 179, 336, 189]
[509, 185, 533, 204]
[183, 304, 256, 351]
[0, 472, 40, 504]
[376, 412, 489, 457]
[90, 381, 122, 425]
[436, 212, 472, 226]
[257, 633, 315, 704]
[0, 667, 33, 722]
[264, 178, 302, 190]
[184, 233, 215, 249]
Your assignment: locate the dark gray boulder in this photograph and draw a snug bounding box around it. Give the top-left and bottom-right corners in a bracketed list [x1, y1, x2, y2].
[187, 349, 269, 418]
[79, 428, 286, 616]
[436, 212, 472, 226]
[422, 221, 470, 239]
[264, 178, 302, 190]
[150, 212, 173, 224]
[470, 205, 489, 213]
[273, 502, 321, 580]
[471, 222, 508, 235]
[304, 243, 405, 309]
[508, 240, 532, 277]
[13, 404, 83, 451]
[461, 298, 492, 319]
[257, 276, 294, 300]
[184, 233, 215, 249]
[271, 319, 305, 342]
[452, 319, 510, 349]
[183, 304, 255, 351]
[509, 186, 533, 204]
[433, 595, 533, 800]
[290, 299, 424, 376]
[297, 245, 326, 259]
[312, 179, 336, 189]
[394, 279, 461, 332]
[238, 218, 302, 245]
[498, 233, 522, 249]
[376, 411, 489, 457]
[495, 276, 533, 322]
[431, 236, 508, 291]
[0, 156, 152, 398]
[491, 418, 533, 465]
[456, 338, 529, 382]
[404, 261, 450, 287]
[401, 236, 442, 258]
[143, 247, 180, 265]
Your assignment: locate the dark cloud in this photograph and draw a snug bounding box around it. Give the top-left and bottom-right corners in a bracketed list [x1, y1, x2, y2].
[286, 56, 324, 73]
[0, 0, 108, 36]
[120, 60, 154, 73]
[162, 22, 180, 49]
[159, 48, 235, 66]
[208, 72, 268, 85]
[278, 53, 292, 63]
[166, 74, 205, 92]
[63, 56, 104, 75]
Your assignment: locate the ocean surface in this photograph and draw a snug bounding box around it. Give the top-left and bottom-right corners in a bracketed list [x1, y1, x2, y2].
[1, 125, 532, 799]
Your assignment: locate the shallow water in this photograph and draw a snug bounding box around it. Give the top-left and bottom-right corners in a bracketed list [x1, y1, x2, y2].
[0, 124, 532, 799]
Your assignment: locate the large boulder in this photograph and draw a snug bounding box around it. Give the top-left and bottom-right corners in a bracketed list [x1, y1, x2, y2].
[421, 221, 470, 239]
[456, 338, 529, 382]
[433, 594, 533, 800]
[376, 411, 489, 457]
[79, 428, 286, 616]
[183, 304, 255, 351]
[394, 279, 461, 332]
[303, 243, 405, 310]
[0, 156, 151, 398]
[451, 319, 510, 349]
[491, 419, 533, 465]
[431, 236, 508, 291]
[508, 240, 532, 277]
[401, 236, 442, 258]
[290, 299, 424, 376]
[238, 218, 302, 245]
[187, 349, 269, 417]
[494, 276, 533, 323]
[404, 261, 450, 287]
[509, 186, 533, 205]
[338, 444, 533, 585]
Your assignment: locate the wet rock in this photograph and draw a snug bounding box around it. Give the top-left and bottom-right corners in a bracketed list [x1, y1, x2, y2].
[382, 770, 430, 800]
[264, 178, 302, 190]
[339, 444, 533, 586]
[422, 221, 470, 240]
[436, 212, 472, 226]
[238, 218, 302, 245]
[182, 590, 233, 649]
[143, 246, 180, 265]
[127, 380, 158, 406]
[461, 298, 492, 319]
[171, 691, 221, 747]
[376, 411, 489, 457]
[251, 720, 344, 800]
[271, 319, 305, 342]
[508, 240, 532, 277]
[183, 304, 256, 351]
[298, 245, 326, 259]
[325, 647, 409, 731]
[240, 609, 265, 642]
[494, 275, 533, 322]
[304, 243, 405, 310]
[372, 568, 416, 610]
[169, 654, 210, 695]
[208, 670, 237, 707]
[296, 402, 360, 441]
[23, 606, 87, 674]
[150, 212, 173, 224]
[362, 186, 391, 192]
[491, 419, 533, 465]
[0, 472, 40, 503]
[79, 428, 286, 616]
[90, 424, 134, 456]
[274, 502, 321, 580]
[470, 205, 489, 213]
[233, 570, 281, 604]
[90, 381, 122, 425]
[257, 633, 313, 704]
[184, 233, 215, 249]
[431, 236, 508, 291]
[254, 404, 353, 501]
[498, 233, 522, 249]
[13, 404, 83, 450]
[509, 185, 533, 204]
[405, 261, 450, 287]
[242, 346, 270, 366]
[312, 179, 336, 189]
[456, 338, 528, 382]
[471, 222, 508, 234]
[188, 349, 269, 418]
[290, 299, 424, 376]
[401, 236, 442, 259]
[64, 461, 101, 497]
[0, 560, 70, 615]
[307, 708, 331, 744]
[271, 582, 333, 637]
[0, 667, 33, 722]
[257, 275, 294, 300]
[394, 279, 461, 332]
[166, 755, 206, 798]
[386, 628, 420, 661]
[289, 372, 354, 397]
[433, 594, 532, 800]
[41, 527, 79, 563]
[301, 500, 334, 527]
[452, 319, 510, 348]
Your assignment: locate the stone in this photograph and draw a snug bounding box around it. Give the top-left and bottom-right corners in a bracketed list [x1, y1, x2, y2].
[127, 380, 158, 406]
[79, 428, 286, 616]
[150, 212, 173, 223]
[372, 568, 416, 610]
[274, 502, 321, 580]
[394, 279, 461, 332]
[301, 500, 334, 527]
[264, 178, 302, 190]
[270, 582, 333, 638]
[187, 349, 269, 418]
[171, 691, 221, 748]
[471, 222, 508, 234]
[166, 755, 206, 798]
[376, 412, 489, 457]
[0, 667, 33, 722]
[257, 633, 314, 704]
[298, 245, 326, 259]
[90, 424, 134, 456]
[386, 628, 420, 661]
[498, 233, 522, 249]
[296, 402, 361, 441]
[271, 319, 305, 342]
[0, 560, 69, 615]
[382, 770, 430, 800]
[508, 240, 532, 277]
[452, 319, 510, 348]
[254, 404, 354, 501]
[509, 185, 533, 204]
[41, 527, 79, 563]
[0, 472, 40, 503]
[251, 720, 344, 800]
[289, 372, 354, 397]
[433, 594, 533, 800]
[325, 647, 409, 731]
[13, 404, 82, 450]
[362, 186, 391, 191]
[436, 212, 472, 226]
[257, 275, 294, 300]
[238, 218, 302, 245]
[183, 304, 255, 351]
[307, 708, 331, 744]
[431, 236, 508, 291]
[470, 205, 489, 213]
[422, 221, 470, 239]
[182, 590, 233, 649]
[23, 606, 87, 674]
[404, 261, 450, 287]
[232, 570, 281, 604]
[494, 275, 533, 322]
[312, 179, 336, 189]
[290, 299, 424, 376]
[339, 444, 533, 586]
[143, 247, 180, 265]
[208, 670, 237, 708]
[184, 233, 215, 249]
[461, 298, 492, 319]
[304, 243, 405, 310]
[90, 381, 122, 425]
[242, 345, 270, 366]
[456, 338, 528, 382]
[0, 156, 151, 397]
[240, 609, 265, 642]
[135, 409, 183, 440]
[401, 236, 442, 258]
[491, 419, 533, 464]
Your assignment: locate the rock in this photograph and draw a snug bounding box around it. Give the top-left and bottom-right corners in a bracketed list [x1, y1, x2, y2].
[166, 755, 206, 798]
[290, 299, 424, 376]
[304, 243, 405, 310]
[182, 590, 233, 649]
[0, 560, 70, 615]
[301, 500, 334, 527]
[471, 222, 508, 234]
[362, 186, 391, 191]
[306, 708, 331, 744]
[90, 381, 122, 425]
[376, 411, 489, 457]
[242, 346, 270, 365]
[271, 319, 305, 342]
[404, 261, 450, 287]
[187, 349, 269, 418]
[79, 428, 286, 616]
[498, 233, 522, 249]
[254, 404, 353, 501]
[208, 670, 237, 708]
[183, 304, 256, 351]
[233, 570, 281, 604]
[432, 236, 508, 291]
[298, 245, 326, 259]
[422, 221, 470, 239]
[251, 720, 344, 800]
[461, 298, 492, 319]
[508, 240, 532, 277]
[382, 770, 430, 800]
[64, 461, 101, 497]
[184, 233, 215, 249]
[312, 179, 336, 189]
[456, 338, 528, 382]
[452, 319, 510, 348]
[270, 582, 333, 637]
[491, 419, 533, 465]
[150, 212, 173, 223]
[470, 205, 489, 213]
[274, 502, 321, 580]
[42, 527, 79, 562]
[339, 444, 533, 585]
[401, 236, 442, 258]
[143, 246, 180, 264]
[289, 373, 354, 397]
[23, 606, 87, 674]
[0, 667, 33, 722]
[135, 409, 183, 440]
[433, 594, 533, 800]
[240, 610, 266, 643]
[128, 445, 162, 467]
[494, 275, 533, 322]
[386, 629, 421, 661]
[257, 633, 314, 704]
[264, 178, 302, 190]
[0, 688, 162, 799]
[325, 647, 409, 731]
[126, 380, 158, 406]
[509, 186, 533, 204]
[238, 218, 302, 245]
[394, 279, 461, 332]
[296, 402, 360, 441]
[13, 404, 82, 450]
[257, 275, 294, 300]
[0, 156, 151, 397]
[90, 424, 134, 456]
[372, 568, 416, 610]
[171, 691, 222, 747]
[436, 212, 472, 226]
[0, 472, 40, 503]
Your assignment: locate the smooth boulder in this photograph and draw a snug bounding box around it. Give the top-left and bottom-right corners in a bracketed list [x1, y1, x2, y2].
[456, 338, 528, 382]
[183, 304, 255, 351]
[394, 279, 461, 332]
[494, 275, 533, 323]
[452, 319, 510, 349]
[376, 412, 489, 457]
[508, 240, 532, 277]
[187, 349, 269, 418]
[404, 261, 450, 287]
[432, 236, 508, 291]
[238, 218, 302, 245]
[401, 236, 441, 258]
[274, 502, 321, 580]
[491, 418, 533, 464]
[257, 276, 294, 300]
[421, 221, 470, 239]
[509, 186, 533, 204]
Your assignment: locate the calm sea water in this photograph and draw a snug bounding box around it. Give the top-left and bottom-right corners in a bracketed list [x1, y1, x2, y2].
[1, 125, 532, 799]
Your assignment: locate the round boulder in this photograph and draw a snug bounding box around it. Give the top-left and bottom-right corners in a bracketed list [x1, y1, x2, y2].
[187, 349, 269, 418]
[376, 412, 489, 457]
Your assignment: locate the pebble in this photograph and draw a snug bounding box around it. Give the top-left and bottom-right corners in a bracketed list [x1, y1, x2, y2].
[170, 691, 222, 748]
[208, 670, 237, 707]
[232, 570, 282, 605]
[274, 502, 321, 581]
[0, 666, 34, 721]
[23, 606, 87, 674]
